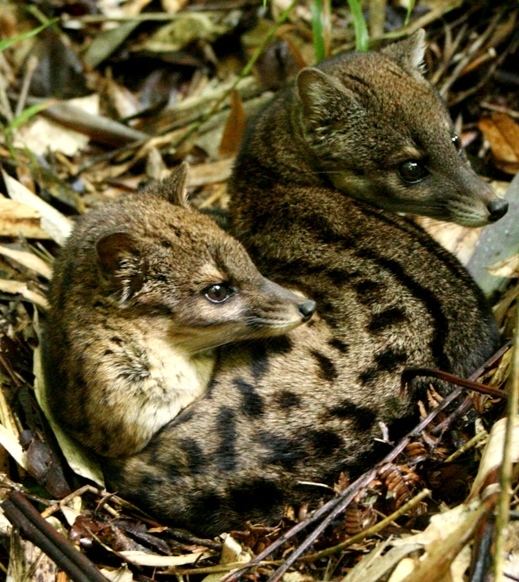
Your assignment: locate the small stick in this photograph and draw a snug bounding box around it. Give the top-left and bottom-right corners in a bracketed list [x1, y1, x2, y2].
[15, 55, 38, 118]
[2, 491, 108, 582]
[432, 342, 511, 436]
[302, 488, 431, 561]
[401, 367, 507, 400]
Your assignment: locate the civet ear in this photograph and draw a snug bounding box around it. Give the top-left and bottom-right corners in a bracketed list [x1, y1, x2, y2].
[296, 67, 358, 127]
[96, 231, 138, 273]
[381, 29, 426, 76]
[153, 162, 190, 208]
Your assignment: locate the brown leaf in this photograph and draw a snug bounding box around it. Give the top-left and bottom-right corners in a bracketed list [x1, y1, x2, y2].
[218, 90, 246, 158]
[22, 431, 71, 498]
[478, 112, 519, 174]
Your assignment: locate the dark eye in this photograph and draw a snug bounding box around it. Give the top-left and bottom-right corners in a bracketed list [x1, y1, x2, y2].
[452, 135, 462, 151]
[398, 160, 429, 184]
[204, 283, 235, 304]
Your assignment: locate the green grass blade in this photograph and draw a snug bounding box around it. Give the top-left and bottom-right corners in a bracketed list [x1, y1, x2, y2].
[0, 19, 56, 53]
[405, 0, 416, 25]
[8, 102, 51, 132]
[347, 0, 369, 52]
[312, 0, 326, 62]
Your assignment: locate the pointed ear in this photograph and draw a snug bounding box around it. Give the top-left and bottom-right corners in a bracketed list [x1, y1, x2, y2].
[296, 67, 357, 126]
[154, 162, 190, 208]
[96, 231, 143, 302]
[381, 29, 426, 75]
[96, 231, 138, 273]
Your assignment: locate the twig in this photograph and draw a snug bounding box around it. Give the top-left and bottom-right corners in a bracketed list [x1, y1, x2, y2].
[40, 484, 101, 519]
[432, 343, 511, 435]
[402, 367, 507, 400]
[494, 303, 519, 582]
[2, 491, 108, 582]
[15, 55, 38, 118]
[302, 488, 431, 561]
[444, 430, 488, 464]
[224, 346, 507, 582]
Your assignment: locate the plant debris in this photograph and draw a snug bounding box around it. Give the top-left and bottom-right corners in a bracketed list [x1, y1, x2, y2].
[0, 1, 517, 580]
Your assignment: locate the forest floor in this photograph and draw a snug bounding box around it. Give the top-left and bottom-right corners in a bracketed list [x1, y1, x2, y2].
[0, 0, 518, 580]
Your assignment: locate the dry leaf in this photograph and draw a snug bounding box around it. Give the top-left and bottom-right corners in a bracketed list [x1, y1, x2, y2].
[33, 342, 105, 487]
[2, 170, 72, 245]
[219, 91, 246, 158]
[0, 279, 47, 310]
[15, 95, 99, 156]
[470, 416, 519, 498]
[0, 198, 50, 240]
[478, 113, 519, 174]
[488, 253, 519, 278]
[0, 244, 52, 279]
[118, 550, 213, 567]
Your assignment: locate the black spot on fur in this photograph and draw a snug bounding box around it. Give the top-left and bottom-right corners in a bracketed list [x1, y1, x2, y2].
[103, 349, 114, 356]
[328, 400, 376, 431]
[275, 390, 301, 409]
[326, 268, 351, 286]
[267, 335, 294, 354]
[93, 301, 104, 308]
[234, 379, 265, 417]
[307, 430, 343, 455]
[110, 336, 123, 345]
[171, 406, 195, 425]
[358, 367, 378, 384]
[179, 438, 207, 474]
[353, 279, 382, 302]
[231, 478, 284, 513]
[358, 347, 408, 385]
[188, 490, 225, 520]
[215, 407, 237, 471]
[368, 306, 406, 333]
[249, 343, 269, 381]
[310, 349, 338, 381]
[160, 240, 172, 248]
[375, 347, 408, 372]
[356, 249, 450, 370]
[257, 432, 306, 470]
[328, 338, 349, 353]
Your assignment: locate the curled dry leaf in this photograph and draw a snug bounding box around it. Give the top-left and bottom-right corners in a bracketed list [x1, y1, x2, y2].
[470, 415, 519, 499]
[488, 253, 519, 278]
[33, 344, 105, 487]
[478, 113, 519, 174]
[2, 170, 72, 245]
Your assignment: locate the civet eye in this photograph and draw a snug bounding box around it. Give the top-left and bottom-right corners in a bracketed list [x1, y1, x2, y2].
[398, 160, 429, 184]
[452, 135, 462, 151]
[204, 283, 235, 304]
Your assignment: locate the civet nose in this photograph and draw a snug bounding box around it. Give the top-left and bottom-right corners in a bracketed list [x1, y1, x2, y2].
[487, 198, 508, 222]
[298, 299, 316, 322]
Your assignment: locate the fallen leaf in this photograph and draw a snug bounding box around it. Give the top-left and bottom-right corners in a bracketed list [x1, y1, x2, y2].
[33, 342, 105, 487]
[478, 113, 519, 174]
[0, 244, 52, 279]
[2, 170, 73, 245]
[118, 549, 213, 567]
[219, 91, 246, 158]
[0, 198, 50, 240]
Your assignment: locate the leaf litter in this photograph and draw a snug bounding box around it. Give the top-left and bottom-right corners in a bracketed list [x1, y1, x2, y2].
[0, 1, 517, 580]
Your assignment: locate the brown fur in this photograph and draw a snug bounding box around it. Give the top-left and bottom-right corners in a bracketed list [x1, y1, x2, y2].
[42, 164, 314, 458]
[104, 33, 502, 535]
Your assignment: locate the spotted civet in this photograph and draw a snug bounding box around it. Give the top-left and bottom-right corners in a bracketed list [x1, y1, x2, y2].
[105, 32, 504, 534]
[42, 164, 315, 458]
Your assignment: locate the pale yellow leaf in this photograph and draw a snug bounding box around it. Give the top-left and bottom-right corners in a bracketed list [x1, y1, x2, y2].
[2, 170, 72, 245]
[0, 245, 52, 279]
